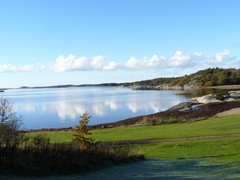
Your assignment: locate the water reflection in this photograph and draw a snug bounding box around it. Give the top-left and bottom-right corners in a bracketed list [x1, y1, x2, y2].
[14, 98, 183, 120]
[4, 87, 188, 129]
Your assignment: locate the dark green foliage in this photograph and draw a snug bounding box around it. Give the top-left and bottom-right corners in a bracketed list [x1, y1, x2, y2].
[133, 77, 178, 87]
[131, 68, 240, 87]
[178, 68, 240, 87]
[32, 135, 50, 146]
[214, 90, 229, 101]
[0, 143, 143, 176]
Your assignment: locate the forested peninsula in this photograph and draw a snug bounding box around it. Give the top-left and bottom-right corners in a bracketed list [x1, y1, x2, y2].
[128, 67, 240, 90]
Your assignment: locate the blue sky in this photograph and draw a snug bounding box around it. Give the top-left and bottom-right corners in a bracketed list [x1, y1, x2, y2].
[0, 0, 240, 88]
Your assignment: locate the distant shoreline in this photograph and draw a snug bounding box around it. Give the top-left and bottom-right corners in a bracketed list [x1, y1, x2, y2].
[203, 85, 240, 90]
[14, 84, 240, 91]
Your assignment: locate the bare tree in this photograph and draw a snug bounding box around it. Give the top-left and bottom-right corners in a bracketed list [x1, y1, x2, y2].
[0, 97, 22, 147]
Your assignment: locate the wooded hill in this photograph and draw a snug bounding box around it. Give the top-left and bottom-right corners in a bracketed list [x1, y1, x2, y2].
[131, 68, 240, 88]
[20, 68, 240, 90]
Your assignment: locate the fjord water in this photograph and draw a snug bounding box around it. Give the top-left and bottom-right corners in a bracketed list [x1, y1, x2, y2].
[3, 87, 188, 130]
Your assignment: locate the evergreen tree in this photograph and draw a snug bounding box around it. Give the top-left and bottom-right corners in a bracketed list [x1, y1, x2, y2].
[73, 112, 94, 149]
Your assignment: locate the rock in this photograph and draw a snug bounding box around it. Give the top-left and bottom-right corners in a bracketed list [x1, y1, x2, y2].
[192, 94, 221, 104]
[229, 90, 240, 98]
[183, 85, 201, 90]
[225, 98, 235, 102]
[168, 101, 200, 112]
[168, 102, 190, 111]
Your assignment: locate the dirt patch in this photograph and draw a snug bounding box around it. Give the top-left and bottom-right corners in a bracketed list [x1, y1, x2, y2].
[216, 108, 240, 117]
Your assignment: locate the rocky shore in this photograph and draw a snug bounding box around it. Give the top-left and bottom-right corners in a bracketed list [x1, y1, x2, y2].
[191, 90, 240, 103]
[133, 85, 240, 91]
[90, 90, 240, 129]
[89, 101, 240, 129]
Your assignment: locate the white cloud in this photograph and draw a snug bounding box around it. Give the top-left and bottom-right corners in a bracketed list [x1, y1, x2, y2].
[125, 55, 166, 70]
[0, 64, 34, 72]
[103, 61, 119, 71]
[169, 51, 204, 68]
[146, 55, 166, 68]
[207, 50, 230, 64]
[125, 57, 141, 69]
[49, 50, 238, 75]
[169, 51, 191, 67]
[51, 55, 106, 72]
[124, 51, 205, 71]
[91, 56, 104, 69]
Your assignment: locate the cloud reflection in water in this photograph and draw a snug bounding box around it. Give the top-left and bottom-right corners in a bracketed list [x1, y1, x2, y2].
[7, 87, 187, 129]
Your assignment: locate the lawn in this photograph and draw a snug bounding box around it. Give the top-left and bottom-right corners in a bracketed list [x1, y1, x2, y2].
[27, 114, 240, 144]
[91, 114, 240, 142]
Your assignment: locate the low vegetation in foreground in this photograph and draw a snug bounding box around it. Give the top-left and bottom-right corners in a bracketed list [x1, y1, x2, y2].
[0, 142, 142, 176]
[0, 100, 143, 177]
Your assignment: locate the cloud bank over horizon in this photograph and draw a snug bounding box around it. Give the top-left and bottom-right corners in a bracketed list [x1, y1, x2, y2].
[0, 50, 239, 76]
[50, 49, 239, 73]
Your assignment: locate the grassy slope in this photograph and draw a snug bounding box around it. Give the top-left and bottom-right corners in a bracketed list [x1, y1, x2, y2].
[26, 115, 240, 164]
[25, 114, 240, 178]
[91, 115, 240, 142]
[91, 115, 240, 164]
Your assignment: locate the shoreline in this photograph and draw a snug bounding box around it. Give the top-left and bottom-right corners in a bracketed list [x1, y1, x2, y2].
[203, 85, 240, 90]
[21, 88, 240, 132]
[23, 101, 240, 132]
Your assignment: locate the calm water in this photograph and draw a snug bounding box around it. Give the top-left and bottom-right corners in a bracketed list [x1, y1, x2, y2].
[2, 87, 188, 130]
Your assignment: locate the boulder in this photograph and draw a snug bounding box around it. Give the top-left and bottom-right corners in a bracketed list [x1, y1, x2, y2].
[229, 90, 240, 98]
[225, 98, 235, 102]
[192, 94, 221, 104]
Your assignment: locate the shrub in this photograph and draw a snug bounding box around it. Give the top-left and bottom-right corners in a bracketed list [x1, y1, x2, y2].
[214, 90, 229, 101]
[32, 135, 50, 146]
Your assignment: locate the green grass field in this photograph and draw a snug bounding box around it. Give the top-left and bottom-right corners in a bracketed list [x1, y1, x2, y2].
[26, 114, 240, 177]
[91, 115, 240, 142]
[28, 114, 240, 142]
[26, 115, 240, 162]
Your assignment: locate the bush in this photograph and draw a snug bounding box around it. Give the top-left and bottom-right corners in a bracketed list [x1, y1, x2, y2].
[32, 135, 50, 146]
[214, 90, 229, 101]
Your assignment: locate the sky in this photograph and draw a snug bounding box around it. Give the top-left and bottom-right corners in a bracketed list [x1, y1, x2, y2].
[0, 0, 240, 88]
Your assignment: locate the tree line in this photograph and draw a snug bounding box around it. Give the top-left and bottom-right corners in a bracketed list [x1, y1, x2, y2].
[132, 68, 240, 87]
